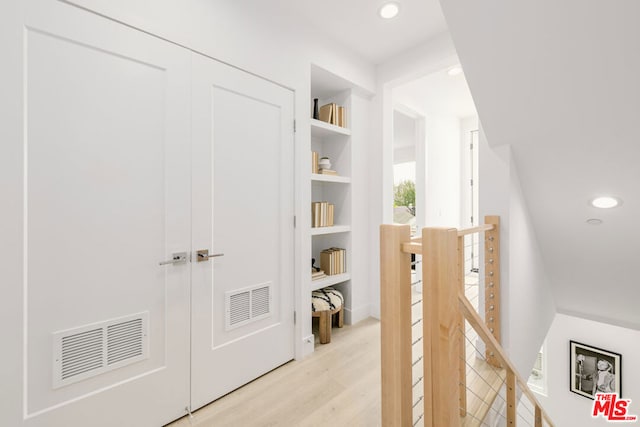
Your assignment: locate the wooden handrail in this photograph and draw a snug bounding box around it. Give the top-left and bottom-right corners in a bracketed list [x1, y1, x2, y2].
[459, 295, 555, 427]
[401, 226, 497, 252]
[457, 223, 495, 237]
[380, 216, 554, 427]
[401, 241, 422, 254]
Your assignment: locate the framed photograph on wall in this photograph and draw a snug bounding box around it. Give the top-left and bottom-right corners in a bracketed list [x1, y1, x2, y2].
[570, 341, 621, 399]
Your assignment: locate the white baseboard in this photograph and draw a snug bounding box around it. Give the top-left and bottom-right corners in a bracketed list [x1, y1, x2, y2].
[370, 303, 380, 320]
[345, 304, 371, 325]
[296, 334, 315, 360]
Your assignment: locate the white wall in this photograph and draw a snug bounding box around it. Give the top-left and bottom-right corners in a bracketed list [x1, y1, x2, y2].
[349, 93, 374, 324]
[0, 1, 24, 425]
[479, 131, 556, 376]
[424, 114, 461, 227]
[64, 0, 376, 95]
[460, 116, 478, 228]
[539, 314, 640, 427]
[393, 110, 417, 164]
[507, 165, 557, 374]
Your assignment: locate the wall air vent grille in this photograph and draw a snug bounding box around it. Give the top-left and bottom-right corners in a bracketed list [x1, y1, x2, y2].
[229, 291, 251, 326]
[107, 318, 144, 366]
[60, 328, 104, 381]
[251, 286, 270, 318]
[53, 312, 149, 388]
[226, 282, 273, 330]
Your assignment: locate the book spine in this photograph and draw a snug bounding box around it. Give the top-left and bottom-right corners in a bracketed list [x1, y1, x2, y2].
[328, 204, 334, 227]
[319, 104, 332, 123]
[337, 106, 344, 127]
[311, 151, 318, 174]
[342, 248, 346, 273]
[312, 202, 321, 228]
[320, 250, 330, 275]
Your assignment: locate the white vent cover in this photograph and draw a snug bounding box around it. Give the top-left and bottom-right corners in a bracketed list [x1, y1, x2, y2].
[225, 282, 273, 330]
[53, 312, 149, 388]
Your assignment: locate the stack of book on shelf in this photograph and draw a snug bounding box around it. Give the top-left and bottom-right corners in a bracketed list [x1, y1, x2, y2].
[320, 248, 346, 276]
[311, 269, 326, 281]
[312, 202, 334, 227]
[319, 168, 337, 176]
[318, 103, 346, 128]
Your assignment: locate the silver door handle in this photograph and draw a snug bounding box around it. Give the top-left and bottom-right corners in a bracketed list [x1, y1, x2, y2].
[196, 249, 224, 262]
[159, 252, 188, 266]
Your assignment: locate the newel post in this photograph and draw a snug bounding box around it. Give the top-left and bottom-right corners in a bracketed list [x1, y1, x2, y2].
[423, 227, 461, 427]
[380, 225, 412, 426]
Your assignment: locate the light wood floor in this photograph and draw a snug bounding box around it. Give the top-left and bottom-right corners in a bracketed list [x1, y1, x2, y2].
[167, 318, 381, 427]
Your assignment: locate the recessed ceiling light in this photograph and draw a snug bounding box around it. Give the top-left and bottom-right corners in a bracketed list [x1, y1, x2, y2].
[590, 196, 622, 209]
[448, 65, 463, 76]
[586, 218, 603, 225]
[379, 2, 400, 19]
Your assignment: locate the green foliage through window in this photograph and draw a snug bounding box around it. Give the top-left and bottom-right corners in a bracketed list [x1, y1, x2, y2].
[394, 180, 415, 213]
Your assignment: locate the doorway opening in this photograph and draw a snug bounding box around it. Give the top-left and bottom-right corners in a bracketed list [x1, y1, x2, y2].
[389, 61, 479, 280]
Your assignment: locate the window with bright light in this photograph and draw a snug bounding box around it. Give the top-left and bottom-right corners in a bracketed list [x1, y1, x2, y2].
[528, 343, 547, 396]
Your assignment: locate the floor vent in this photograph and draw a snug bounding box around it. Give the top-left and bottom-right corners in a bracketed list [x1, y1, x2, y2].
[226, 282, 273, 330]
[53, 312, 149, 388]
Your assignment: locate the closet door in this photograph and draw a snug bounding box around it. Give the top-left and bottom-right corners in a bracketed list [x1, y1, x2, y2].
[191, 53, 295, 409]
[20, 1, 191, 425]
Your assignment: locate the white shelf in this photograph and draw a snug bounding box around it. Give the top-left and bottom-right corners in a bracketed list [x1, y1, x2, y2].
[310, 119, 351, 137]
[310, 273, 351, 291]
[310, 225, 351, 236]
[311, 173, 351, 184]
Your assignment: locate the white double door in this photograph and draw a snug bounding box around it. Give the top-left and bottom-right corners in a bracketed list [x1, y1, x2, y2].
[17, 1, 294, 426]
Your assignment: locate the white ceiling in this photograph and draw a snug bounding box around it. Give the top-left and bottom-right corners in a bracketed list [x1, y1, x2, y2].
[441, 0, 640, 328]
[276, 0, 448, 64]
[393, 67, 476, 119]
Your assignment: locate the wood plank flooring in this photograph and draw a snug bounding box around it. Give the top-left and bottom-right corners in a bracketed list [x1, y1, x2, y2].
[166, 318, 381, 427]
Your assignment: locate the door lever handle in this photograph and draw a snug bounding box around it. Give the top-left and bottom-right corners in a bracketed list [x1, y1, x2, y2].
[196, 249, 224, 262]
[159, 252, 188, 266]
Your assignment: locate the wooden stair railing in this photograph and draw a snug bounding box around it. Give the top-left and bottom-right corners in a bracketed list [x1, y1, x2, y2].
[380, 216, 555, 427]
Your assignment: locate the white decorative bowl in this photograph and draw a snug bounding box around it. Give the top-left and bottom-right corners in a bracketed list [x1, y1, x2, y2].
[318, 158, 331, 170]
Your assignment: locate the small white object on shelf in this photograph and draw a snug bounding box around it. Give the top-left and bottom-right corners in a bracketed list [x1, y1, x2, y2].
[318, 157, 331, 170]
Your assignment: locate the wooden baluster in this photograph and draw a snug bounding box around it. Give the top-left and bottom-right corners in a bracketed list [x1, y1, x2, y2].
[507, 370, 516, 426]
[484, 215, 501, 367]
[535, 405, 542, 427]
[458, 235, 467, 417]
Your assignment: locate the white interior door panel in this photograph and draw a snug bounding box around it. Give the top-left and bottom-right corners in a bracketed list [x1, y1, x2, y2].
[21, 1, 191, 425]
[191, 53, 295, 410]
